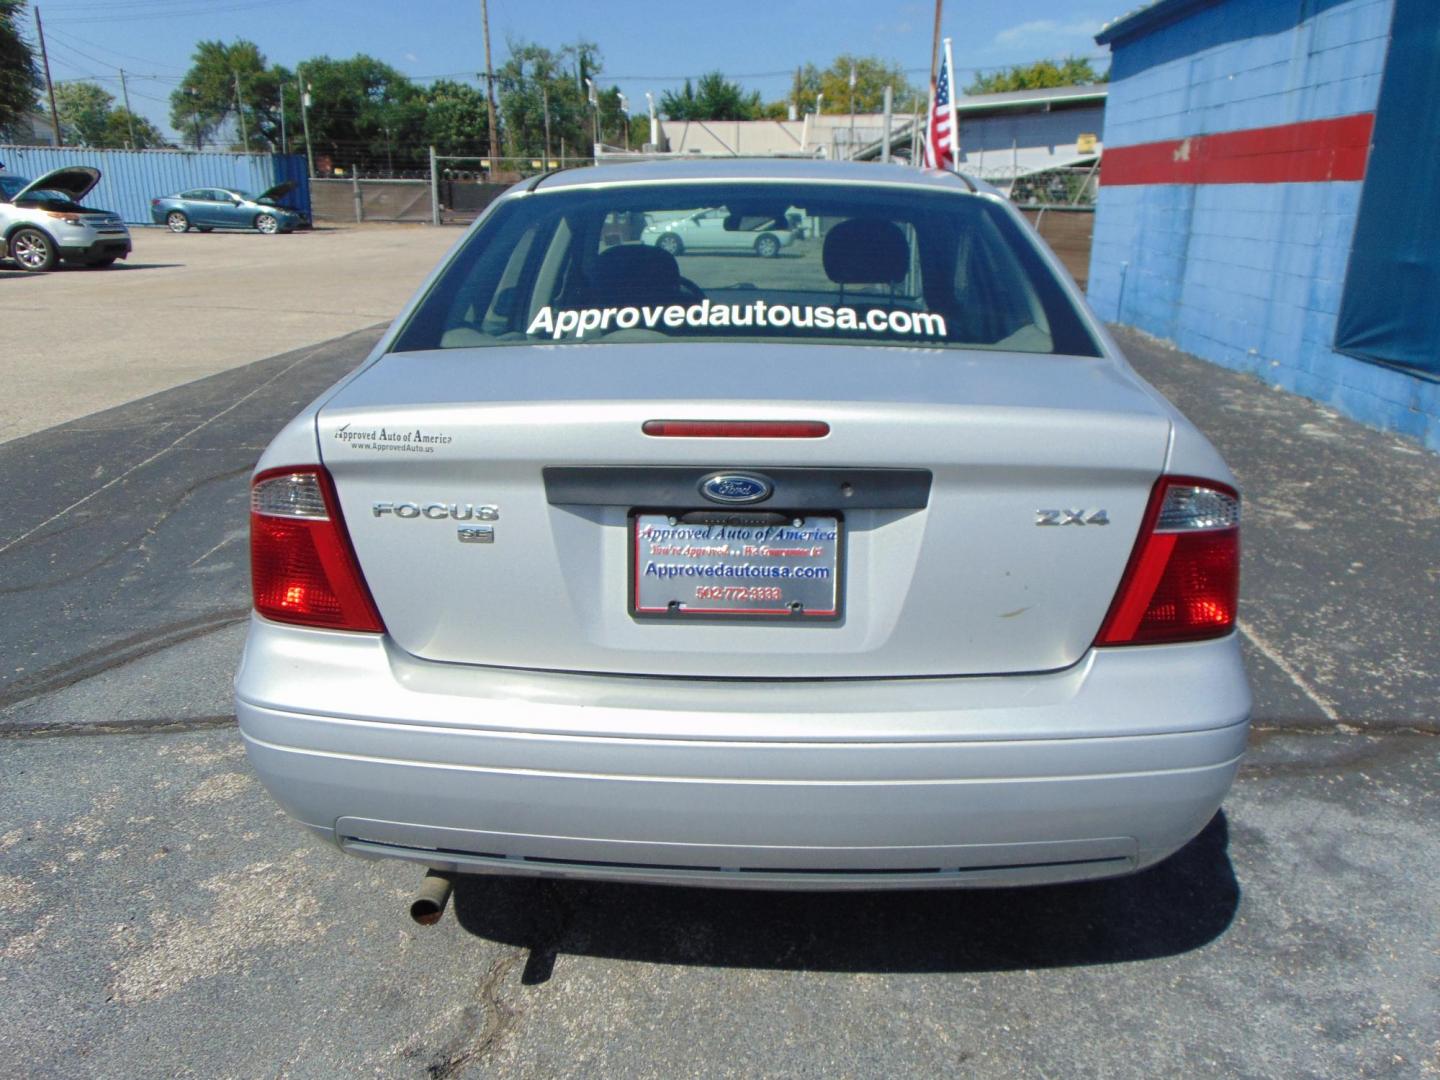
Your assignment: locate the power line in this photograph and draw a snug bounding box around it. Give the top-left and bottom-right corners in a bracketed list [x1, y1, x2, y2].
[46, 0, 307, 25]
[43, 0, 294, 13]
[585, 55, 1109, 84]
[36, 32, 125, 73]
[42, 24, 183, 70]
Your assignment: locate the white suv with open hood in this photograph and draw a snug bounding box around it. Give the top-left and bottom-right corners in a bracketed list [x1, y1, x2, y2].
[0, 165, 132, 271]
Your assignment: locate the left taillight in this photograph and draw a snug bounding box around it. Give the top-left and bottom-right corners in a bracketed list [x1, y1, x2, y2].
[249, 466, 384, 632]
[1095, 476, 1240, 647]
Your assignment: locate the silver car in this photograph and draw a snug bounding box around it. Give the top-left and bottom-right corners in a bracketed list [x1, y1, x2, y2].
[0, 166, 131, 271]
[238, 160, 1249, 901]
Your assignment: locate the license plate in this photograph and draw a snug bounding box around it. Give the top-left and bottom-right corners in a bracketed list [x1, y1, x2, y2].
[631, 512, 843, 620]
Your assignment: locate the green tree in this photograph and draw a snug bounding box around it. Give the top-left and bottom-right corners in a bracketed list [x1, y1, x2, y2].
[0, 0, 39, 140]
[964, 56, 1106, 95]
[422, 78, 490, 157]
[288, 55, 425, 173]
[790, 56, 915, 115]
[52, 80, 169, 148]
[103, 109, 167, 149]
[170, 39, 290, 151]
[497, 40, 596, 163]
[54, 81, 114, 146]
[660, 72, 761, 121]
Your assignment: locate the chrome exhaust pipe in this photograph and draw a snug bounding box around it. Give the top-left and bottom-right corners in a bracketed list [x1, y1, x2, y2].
[409, 870, 455, 926]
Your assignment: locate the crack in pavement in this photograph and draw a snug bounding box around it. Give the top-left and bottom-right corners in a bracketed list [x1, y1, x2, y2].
[0, 714, 236, 739]
[425, 951, 526, 1079]
[0, 464, 253, 595]
[0, 610, 248, 712]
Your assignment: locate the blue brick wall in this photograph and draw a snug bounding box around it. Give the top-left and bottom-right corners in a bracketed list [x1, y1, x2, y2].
[1089, 0, 1439, 453]
[1104, 0, 1391, 144]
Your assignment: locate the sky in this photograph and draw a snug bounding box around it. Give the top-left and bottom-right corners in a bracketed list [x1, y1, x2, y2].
[20, 0, 1117, 140]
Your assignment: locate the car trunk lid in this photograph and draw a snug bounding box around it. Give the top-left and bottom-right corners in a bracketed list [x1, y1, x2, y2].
[317, 342, 1173, 678]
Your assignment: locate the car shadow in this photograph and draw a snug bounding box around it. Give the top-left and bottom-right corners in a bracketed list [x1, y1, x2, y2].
[451, 812, 1239, 983]
[75, 262, 185, 271]
[0, 263, 184, 275]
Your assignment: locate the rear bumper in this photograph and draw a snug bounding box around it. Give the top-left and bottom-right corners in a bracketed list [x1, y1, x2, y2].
[236, 618, 1251, 890]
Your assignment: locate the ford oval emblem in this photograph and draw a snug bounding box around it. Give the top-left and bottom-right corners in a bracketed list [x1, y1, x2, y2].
[700, 473, 773, 504]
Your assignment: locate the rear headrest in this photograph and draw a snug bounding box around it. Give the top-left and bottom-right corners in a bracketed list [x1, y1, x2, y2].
[592, 243, 681, 303]
[823, 218, 908, 284]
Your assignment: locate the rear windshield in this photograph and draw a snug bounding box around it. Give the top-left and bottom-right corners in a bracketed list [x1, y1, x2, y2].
[393, 181, 1100, 356]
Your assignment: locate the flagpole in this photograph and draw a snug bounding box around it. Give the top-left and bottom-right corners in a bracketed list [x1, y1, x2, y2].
[943, 37, 959, 173]
[929, 0, 944, 91]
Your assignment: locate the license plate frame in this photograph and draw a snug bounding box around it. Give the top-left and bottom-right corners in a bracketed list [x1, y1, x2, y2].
[629, 511, 844, 621]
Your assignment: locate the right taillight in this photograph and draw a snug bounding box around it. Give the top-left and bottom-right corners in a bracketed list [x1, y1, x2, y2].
[1095, 476, 1240, 646]
[250, 466, 384, 633]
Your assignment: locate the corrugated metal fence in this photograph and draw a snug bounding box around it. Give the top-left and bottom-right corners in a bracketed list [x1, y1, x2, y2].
[307, 177, 509, 225]
[0, 145, 309, 225]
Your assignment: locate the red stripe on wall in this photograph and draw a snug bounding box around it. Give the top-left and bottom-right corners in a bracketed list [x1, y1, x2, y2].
[1103, 113, 1375, 186]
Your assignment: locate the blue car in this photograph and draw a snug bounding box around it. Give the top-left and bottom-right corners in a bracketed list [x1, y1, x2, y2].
[150, 181, 308, 234]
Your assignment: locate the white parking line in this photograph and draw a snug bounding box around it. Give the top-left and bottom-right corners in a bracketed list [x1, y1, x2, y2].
[0, 345, 323, 558]
[1239, 619, 1340, 721]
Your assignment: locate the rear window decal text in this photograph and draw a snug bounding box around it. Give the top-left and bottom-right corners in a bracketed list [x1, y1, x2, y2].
[525, 301, 947, 341]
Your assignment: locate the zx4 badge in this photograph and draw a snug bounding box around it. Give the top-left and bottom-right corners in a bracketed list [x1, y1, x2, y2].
[1035, 508, 1110, 526]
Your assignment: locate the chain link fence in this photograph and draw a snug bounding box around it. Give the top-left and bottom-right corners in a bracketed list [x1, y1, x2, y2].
[1008, 164, 1100, 208]
[305, 153, 1097, 287]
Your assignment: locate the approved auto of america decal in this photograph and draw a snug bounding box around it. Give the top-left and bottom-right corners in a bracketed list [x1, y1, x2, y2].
[332, 423, 454, 454]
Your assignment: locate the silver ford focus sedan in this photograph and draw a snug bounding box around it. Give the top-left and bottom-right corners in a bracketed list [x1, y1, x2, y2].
[237, 160, 1249, 895]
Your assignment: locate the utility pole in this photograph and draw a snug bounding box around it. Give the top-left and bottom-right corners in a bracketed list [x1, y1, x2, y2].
[185, 87, 202, 150]
[299, 73, 315, 177]
[848, 62, 857, 159]
[119, 68, 137, 149]
[585, 77, 599, 160]
[233, 72, 249, 150]
[881, 84, 893, 164]
[480, 0, 500, 171]
[542, 86, 552, 168]
[33, 7, 63, 147]
[428, 145, 439, 225]
[911, 94, 922, 167]
[279, 87, 288, 155]
[618, 92, 629, 152]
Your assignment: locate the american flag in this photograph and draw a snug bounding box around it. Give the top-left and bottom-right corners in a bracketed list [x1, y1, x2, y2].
[924, 40, 957, 170]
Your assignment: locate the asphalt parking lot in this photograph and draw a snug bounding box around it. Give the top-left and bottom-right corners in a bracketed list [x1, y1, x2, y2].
[1, 228, 1437, 1078]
